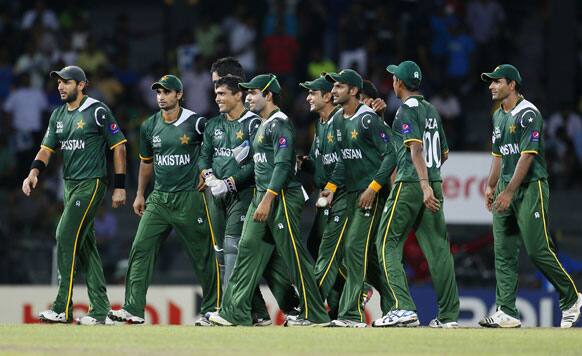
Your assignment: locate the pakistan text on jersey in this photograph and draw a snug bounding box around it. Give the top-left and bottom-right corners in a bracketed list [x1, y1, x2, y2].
[499, 143, 520, 156]
[316, 151, 339, 165]
[214, 147, 233, 157]
[341, 148, 363, 160]
[155, 154, 191, 166]
[425, 118, 438, 129]
[253, 152, 267, 163]
[61, 140, 85, 151]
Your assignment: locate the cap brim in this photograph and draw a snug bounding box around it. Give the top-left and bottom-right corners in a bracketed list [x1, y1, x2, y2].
[299, 81, 317, 90]
[50, 70, 70, 80]
[238, 82, 257, 90]
[480, 72, 502, 82]
[324, 73, 341, 83]
[386, 65, 399, 74]
[151, 82, 167, 90]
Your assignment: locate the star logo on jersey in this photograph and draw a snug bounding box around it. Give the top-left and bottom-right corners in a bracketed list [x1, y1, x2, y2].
[180, 134, 190, 144]
[257, 135, 264, 143]
[235, 130, 244, 140]
[327, 133, 334, 143]
[351, 129, 358, 140]
[509, 124, 516, 134]
[76, 120, 85, 129]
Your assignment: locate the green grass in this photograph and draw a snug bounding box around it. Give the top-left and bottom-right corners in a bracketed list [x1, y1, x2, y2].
[1, 325, 581, 355]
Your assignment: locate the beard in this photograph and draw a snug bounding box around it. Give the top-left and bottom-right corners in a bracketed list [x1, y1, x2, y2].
[63, 90, 78, 103]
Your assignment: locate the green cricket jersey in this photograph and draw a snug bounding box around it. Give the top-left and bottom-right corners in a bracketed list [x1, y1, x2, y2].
[328, 104, 394, 192]
[139, 108, 206, 192]
[252, 109, 301, 193]
[392, 95, 449, 182]
[491, 98, 548, 183]
[41, 96, 127, 180]
[199, 110, 261, 190]
[303, 106, 343, 189]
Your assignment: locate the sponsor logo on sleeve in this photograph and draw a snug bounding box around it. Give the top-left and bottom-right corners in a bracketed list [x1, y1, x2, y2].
[401, 123, 411, 134]
[380, 132, 389, 143]
[278, 136, 288, 148]
[109, 123, 120, 134]
[530, 130, 540, 142]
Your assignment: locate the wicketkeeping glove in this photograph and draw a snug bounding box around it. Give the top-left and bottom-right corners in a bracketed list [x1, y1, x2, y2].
[232, 140, 250, 164]
[207, 177, 237, 198]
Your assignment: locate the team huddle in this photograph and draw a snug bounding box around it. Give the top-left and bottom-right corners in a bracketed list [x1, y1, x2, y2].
[21, 58, 582, 328]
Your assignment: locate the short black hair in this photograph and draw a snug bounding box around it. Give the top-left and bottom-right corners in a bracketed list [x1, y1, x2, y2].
[263, 90, 281, 106]
[214, 76, 243, 96]
[361, 79, 379, 99]
[211, 57, 245, 80]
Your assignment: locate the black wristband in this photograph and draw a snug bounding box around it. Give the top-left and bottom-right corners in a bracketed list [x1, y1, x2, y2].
[30, 160, 46, 174]
[114, 174, 126, 189]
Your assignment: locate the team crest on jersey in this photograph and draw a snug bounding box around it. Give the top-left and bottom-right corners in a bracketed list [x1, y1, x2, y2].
[401, 123, 411, 134]
[56, 121, 64, 134]
[530, 130, 540, 142]
[152, 135, 162, 148]
[109, 122, 120, 134]
[278, 136, 288, 148]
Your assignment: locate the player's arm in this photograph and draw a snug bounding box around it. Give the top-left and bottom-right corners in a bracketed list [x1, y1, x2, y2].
[231, 118, 261, 190]
[198, 120, 215, 190]
[111, 143, 127, 208]
[321, 122, 344, 205]
[438, 116, 449, 165]
[359, 115, 393, 209]
[299, 128, 317, 174]
[485, 156, 501, 212]
[22, 147, 53, 196]
[134, 120, 154, 216]
[409, 141, 439, 212]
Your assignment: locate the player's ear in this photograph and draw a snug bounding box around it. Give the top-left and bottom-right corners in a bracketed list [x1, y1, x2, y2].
[235, 90, 243, 102]
[323, 91, 333, 104]
[177, 90, 183, 101]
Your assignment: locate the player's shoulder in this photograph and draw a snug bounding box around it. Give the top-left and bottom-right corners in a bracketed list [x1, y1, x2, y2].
[512, 98, 542, 122]
[205, 114, 222, 128]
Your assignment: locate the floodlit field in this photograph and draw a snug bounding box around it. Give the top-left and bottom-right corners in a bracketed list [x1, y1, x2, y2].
[1, 325, 581, 355]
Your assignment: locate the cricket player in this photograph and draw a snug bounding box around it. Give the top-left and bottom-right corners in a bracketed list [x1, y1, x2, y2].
[321, 69, 396, 327]
[298, 76, 346, 318]
[479, 64, 582, 328]
[371, 60, 459, 328]
[108, 75, 220, 325]
[22, 65, 127, 325]
[211, 57, 246, 83]
[208, 74, 330, 327]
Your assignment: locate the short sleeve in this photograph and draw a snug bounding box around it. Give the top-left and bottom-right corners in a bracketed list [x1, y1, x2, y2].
[394, 106, 421, 146]
[139, 121, 153, 162]
[41, 111, 58, 152]
[519, 110, 543, 154]
[95, 105, 127, 150]
[192, 115, 206, 142]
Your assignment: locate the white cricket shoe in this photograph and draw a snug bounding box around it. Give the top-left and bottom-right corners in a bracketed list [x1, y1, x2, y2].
[39, 310, 67, 323]
[285, 318, 330, 327]
[108, 309, 145, 324]
[76, 315, 114, 325]
[252, 317, 272, 326]
[329, 319, 367, 328]
[429, 319, 459, 328]
[479, 308, 521, 328]
[561, 293, 582, 328]
[372, 310, 420, 327]
[194, 314, 213, 327]
[207, 312, 234, 326]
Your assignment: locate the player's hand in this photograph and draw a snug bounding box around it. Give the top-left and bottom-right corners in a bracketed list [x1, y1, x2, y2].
[485, 185, 495, 212]
[112, 188, 126, 208]
[133, 194, 146, 216]
[22, 174, 38, 196]
[320, 189, 334, 206]
[296, 155, 308, 170]
[421, 182, 440, 213]
[358, 188, 376, 209]
[253, 192, 275, 222]
[370, 98, 387, 114]
[197, 173, 206, 191]
[494, 189, 513, 212]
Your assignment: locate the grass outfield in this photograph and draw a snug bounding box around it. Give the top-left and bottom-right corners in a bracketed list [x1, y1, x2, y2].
[1, 325, 581, 355]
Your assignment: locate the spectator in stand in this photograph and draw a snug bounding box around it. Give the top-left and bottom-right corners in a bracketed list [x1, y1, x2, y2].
[182, 55, 213, 116]
[306, 48, 335, 79]
[0, 49, 13, 102]
[76, 37, 109, 75]
[446, 22, 475, 91]
[195, 18, 222, 58]
[21, 0, 59, 31]
[466, 0, 505, 70]
[14, 41, 50, 90]
[228, 13, 257, 76]
[3, 73, 49, 178]
[432, 87, 462, 148]
[547, 103, 582, 164]
[261, 21, 299, 85]
[337, 3, 367, 75]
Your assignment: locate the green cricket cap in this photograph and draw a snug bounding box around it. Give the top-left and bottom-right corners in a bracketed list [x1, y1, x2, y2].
[324, 69, 363, 89]
[386, 60, 422, 89]
[238, 74, 281, 94]
[299, 76, 332, 92]
[481, 64, 522, 85]
[151, 74, 183, 91]
[50, 65, 88, 83]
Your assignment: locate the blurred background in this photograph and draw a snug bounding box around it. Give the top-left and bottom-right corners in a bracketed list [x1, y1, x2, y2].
[1, 0, 581, 314]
